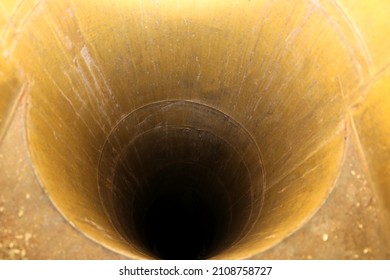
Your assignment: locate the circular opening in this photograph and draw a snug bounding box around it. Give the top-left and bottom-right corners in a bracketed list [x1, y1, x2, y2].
[24, 0, 349, 260]
[98, 101, 264, 259]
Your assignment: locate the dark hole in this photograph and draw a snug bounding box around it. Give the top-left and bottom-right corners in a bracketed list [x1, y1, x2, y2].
[98, 102, 262, 259]
[142, 188, 217, 260]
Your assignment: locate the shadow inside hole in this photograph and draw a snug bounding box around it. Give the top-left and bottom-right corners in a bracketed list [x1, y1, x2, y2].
[98, 101, 264, 259]
[143, 188, 217, 260]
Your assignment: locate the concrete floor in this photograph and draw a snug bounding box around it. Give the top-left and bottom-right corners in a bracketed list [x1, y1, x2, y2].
[1, 98, 389, 260]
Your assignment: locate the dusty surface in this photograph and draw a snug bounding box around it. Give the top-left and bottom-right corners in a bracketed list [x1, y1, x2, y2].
[1, 0, 390, 260]
[0, 103, 126, 260]
[255, 128, 390, 259]
[1, 100, 389, 260]
[17, 0, 353, 259]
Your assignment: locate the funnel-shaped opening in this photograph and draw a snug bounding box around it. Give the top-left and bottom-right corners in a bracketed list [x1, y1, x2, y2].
[98, 101, 263, 259]
[22, 0, 351, 259]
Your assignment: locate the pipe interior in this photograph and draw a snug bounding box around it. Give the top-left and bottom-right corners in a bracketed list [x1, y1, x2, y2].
[98, 101, 264, 259]
[21, 0, 350, 259]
